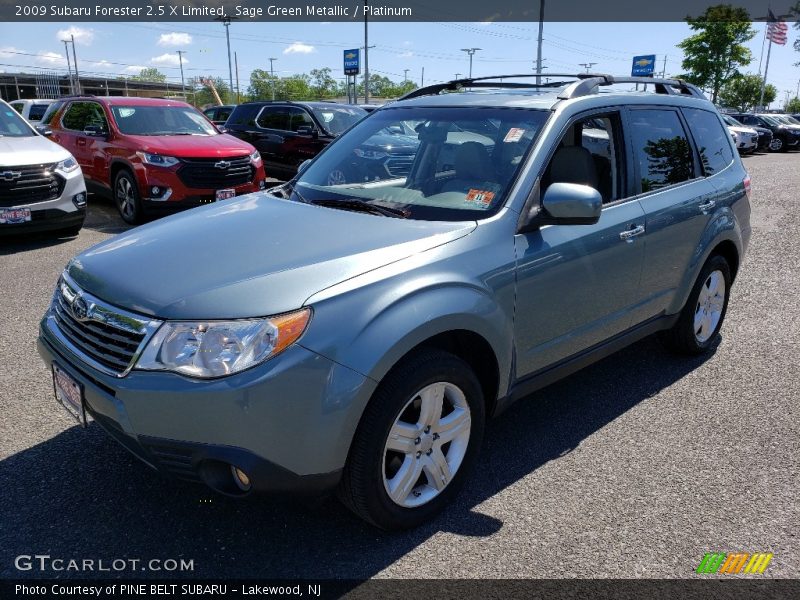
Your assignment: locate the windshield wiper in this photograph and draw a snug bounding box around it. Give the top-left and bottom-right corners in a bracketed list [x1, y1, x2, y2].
[309, 198, 409, 218]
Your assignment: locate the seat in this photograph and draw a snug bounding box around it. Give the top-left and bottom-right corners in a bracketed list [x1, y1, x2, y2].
[440, 141, 498, 194]
[548, 145, 599, 189]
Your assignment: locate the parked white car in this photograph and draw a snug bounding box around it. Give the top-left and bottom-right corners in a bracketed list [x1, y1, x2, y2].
[9, 99, 56, 124]
[722, 115, 758, 154]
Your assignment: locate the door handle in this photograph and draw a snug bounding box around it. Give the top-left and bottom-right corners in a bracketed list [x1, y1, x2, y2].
[76, 138, 87, 147]
[699, 199, 716, 212]
[619, 224, 645, 241]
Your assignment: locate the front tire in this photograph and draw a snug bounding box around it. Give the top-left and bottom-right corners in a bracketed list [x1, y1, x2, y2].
[659, 255, 732, 355]
[769, 136, 785, 152]
[114, 169, 143, 225]
[338, 349, 485, 530]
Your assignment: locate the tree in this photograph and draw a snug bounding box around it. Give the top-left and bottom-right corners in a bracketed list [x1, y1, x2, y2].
[793, 2, 800, 65]
[787, 97, 800, 113]
[130, 67, 166, 83]
[719, 74, 777, 111]
[677, 4, 756, 102]
[309, 67, 337, 99]
[189, 76, 232, 107]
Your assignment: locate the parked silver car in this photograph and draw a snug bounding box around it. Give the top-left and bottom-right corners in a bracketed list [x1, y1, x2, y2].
[39, 75, 750, 529]
[1, 99, 86, 236]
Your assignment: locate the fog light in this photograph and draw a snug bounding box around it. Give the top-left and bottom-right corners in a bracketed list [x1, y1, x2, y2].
[151, 186, 160, 195]
[258, 180, 267, 190]
[72, 192, 87, 208]
[231, 466, 251, 491]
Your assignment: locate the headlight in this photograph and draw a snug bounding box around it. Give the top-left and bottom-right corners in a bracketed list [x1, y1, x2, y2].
[136, 308, 311, 378]
[55, 156, 80, 174]
[136, 151, 180, 167]
[249, 150, 262, 163]
[353, 148, 388, 160]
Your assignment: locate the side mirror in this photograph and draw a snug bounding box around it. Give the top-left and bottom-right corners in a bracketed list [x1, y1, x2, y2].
[541, 183, 602, 225]
[83, 124, 108, 138]
[38, 127, 53, 137]
[297, 125, 319, 138]
[298, 159, 312, 173]
[217, 125, 228, 134]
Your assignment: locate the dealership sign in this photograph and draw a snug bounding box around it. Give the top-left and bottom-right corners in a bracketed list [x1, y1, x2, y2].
[343, 49, 360, 76]
[631, 54, 656, 77]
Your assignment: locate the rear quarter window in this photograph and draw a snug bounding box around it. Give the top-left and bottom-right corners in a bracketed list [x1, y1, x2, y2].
[682, 108, 734, 175]
[628, 108, 694, 194]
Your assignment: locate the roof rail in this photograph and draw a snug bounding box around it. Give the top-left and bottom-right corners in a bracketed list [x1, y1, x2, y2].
[398, 73, 706, 102]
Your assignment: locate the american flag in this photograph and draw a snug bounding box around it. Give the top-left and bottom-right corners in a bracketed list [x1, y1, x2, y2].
[767, 9, 789, 46]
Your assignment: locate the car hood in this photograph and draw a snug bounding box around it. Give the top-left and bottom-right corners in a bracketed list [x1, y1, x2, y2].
[727, 125, 756, 135]
[123, 133, 255, 158]
[67, 194, 476, 319]
[0, 135, 70, 165]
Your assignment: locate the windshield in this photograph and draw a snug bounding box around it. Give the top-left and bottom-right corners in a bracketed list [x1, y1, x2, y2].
[774, 114, 800, 125]
[111, 105, 218, 136]
[0, 105, 35, 137]
[759, 115, 781, 126]
[293, 106, 549, 221]
[722, 115, 743, 127]
[310, 105, 367, 136]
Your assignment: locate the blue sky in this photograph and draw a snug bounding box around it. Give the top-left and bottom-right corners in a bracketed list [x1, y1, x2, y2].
[1, 21, 798, 105]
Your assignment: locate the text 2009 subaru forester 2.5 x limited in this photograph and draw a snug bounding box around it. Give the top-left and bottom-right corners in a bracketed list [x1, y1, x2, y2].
[39, 74, 751, 530]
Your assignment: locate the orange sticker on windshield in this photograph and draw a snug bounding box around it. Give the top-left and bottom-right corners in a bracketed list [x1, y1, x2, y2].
[504, 128, 526, 143]
[466, 189, 495, 206]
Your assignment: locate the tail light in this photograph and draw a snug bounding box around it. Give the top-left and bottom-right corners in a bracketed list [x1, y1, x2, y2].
[743, 174, 751, 199]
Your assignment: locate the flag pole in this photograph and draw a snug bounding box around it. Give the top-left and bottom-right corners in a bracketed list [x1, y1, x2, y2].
[759, 38, 773, 110]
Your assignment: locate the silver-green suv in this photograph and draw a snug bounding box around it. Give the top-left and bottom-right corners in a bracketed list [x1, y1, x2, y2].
[38, 75, 751, 529]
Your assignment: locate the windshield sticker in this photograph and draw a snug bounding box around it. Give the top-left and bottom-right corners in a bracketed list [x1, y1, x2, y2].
[466, 189, 495, 207]
[504, 128, 526, 143]
[319, 112, 335, 123]
[117, 108, 136, 118]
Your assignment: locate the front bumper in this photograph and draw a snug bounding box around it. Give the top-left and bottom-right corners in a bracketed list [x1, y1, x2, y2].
[0, 169, 86, 236]
[134, 162, 267, 208]
[38, 318, 376, 496]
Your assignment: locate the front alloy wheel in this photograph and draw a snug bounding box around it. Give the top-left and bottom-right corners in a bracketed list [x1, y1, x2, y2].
[383, 382, 472, 508]
[339, 349, 485, 530]
[115, 170, 143, 224]
[769, 137, 784, 152]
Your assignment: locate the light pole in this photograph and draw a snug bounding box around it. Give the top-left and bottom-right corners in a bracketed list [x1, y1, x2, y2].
[176, 50, 187, 99]
[455, 73, 462, 80]
[61, 39, 74, 95]
[579, 62, 598, 73]
[268, 58, 277, 101]
[403, 68, 409, 83]
[535, 0, 545, 85]
[215, 15, 236, 102]
[460, 48, 481, 78]
[364, 0, 370, 103]
[70, 34, 80, 94]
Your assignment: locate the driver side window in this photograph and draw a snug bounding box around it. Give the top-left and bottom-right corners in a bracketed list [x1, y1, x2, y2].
[541, 112, 624, 204]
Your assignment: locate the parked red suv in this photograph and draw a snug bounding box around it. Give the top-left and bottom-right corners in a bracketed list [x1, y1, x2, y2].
[45, 96, 267, 223]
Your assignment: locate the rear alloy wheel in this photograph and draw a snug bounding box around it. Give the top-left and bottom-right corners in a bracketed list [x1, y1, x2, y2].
[114, 170, 143, 224]
[660, 254, 732, 355]
[339, 349, 485, 530]
[769, 136, 784, 152]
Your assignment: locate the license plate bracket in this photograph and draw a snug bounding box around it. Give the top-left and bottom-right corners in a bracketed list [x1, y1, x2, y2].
[52, 363, 87, 427]
[0, 208, 32, 224]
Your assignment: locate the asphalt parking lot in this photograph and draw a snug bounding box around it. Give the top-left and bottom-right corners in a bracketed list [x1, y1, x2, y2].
[0, 151, 798, 580]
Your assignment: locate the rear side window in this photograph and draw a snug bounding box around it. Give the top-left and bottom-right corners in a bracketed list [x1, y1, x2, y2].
[28, 104, 49, 121]
[217, 107, 233, 122]
[682, 108, 733, 175]
[628, 109, 694, 193]
[10, 102, 24, 115]
[226, 104, 259, 127]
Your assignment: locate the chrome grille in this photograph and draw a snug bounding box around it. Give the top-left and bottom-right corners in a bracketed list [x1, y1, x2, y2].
[177, 155, 253, 189]
[385, 155, 414, 178]
[0, 163, 64, 207]
[50, 275, 160, 376]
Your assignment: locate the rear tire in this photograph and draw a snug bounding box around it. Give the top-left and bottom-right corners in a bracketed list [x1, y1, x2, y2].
[338, 349, 485, 530]
[114, 169, 143, 225]
[659, 255, 732, 355]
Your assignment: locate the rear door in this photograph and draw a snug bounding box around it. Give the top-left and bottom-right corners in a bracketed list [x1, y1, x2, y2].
[251, 106, 292, 179]
[624, 106, 722, 324]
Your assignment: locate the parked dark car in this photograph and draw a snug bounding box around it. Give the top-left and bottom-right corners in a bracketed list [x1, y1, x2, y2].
[224, 101, 367, 181]
[722, 114, 772, 152]
[203, 105, 236, 126]
[729, 113, 800, 152]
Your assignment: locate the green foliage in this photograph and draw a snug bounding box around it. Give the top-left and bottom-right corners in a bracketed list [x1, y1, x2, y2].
[188, 76, 233, 107]
[786, 97, 800, 113]
[677, 4, 756, 102]
[719, 74, 777, 111]
[247, 69, 416, 102]
[129, 67, 166, 83]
